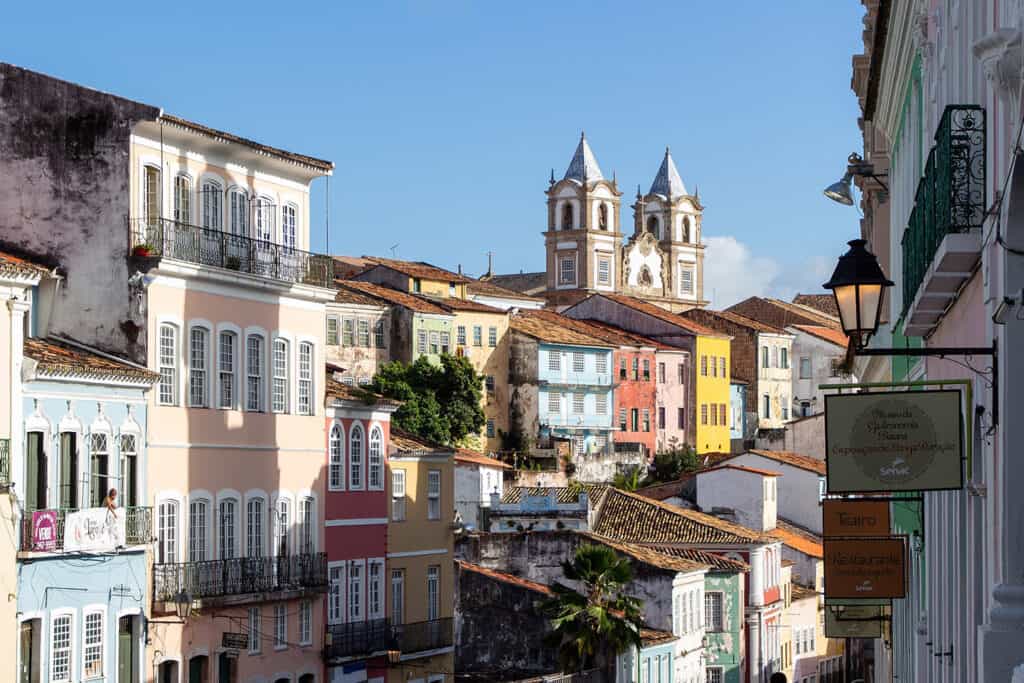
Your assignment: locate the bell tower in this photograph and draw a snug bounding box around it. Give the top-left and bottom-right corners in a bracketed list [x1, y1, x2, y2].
[543, 133, 623, 308]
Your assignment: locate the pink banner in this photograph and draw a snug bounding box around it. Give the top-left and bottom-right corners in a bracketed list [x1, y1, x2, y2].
[31, 509, 57, 552]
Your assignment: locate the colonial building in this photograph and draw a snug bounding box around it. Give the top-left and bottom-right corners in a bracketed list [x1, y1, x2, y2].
[453, 448, 511, 531]
[325, 286, 392, 387]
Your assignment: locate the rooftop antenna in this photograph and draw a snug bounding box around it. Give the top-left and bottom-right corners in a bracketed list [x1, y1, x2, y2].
[485, 251, 495, 278]
[389, 243, 399, 258]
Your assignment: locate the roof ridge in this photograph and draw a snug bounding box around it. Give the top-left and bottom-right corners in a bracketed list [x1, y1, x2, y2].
[612, 488, 770, 542]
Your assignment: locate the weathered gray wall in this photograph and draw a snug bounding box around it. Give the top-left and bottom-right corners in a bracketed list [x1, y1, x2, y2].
[508, 331, 539, 442]
[0, 63, 159, 360]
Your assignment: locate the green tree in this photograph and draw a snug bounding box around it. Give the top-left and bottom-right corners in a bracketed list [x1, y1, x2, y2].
[612, 467, 642, 492]
[646, 441, 701, 485]
[370, 354, 484, 445]
[540, 544, 644, 673]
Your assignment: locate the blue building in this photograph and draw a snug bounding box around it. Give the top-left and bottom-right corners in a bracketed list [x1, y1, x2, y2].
[509, 310, 614, 457]
[17, 336, 157, 683]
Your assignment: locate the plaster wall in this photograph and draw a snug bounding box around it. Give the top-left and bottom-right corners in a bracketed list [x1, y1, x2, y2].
[696, 468, 775, 532]
[787, 329, 849, 414]
[695, 336, 731, 454]
[729, 453, 823, 535]
[452, 309, 509, 453]
[325, 302, 390, 385]
[655, 349, 688, 451]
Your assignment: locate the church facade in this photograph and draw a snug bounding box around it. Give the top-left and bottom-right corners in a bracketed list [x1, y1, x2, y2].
[540, 134, 708, 312]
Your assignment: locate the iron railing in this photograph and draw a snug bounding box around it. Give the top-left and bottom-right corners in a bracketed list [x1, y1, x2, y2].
[325, 618, 389, 659]
[901, 105, 986, 316]
[389, 617, 454, 654]
[129, 217, 334, 288]
[20, 506, 152, 552]
[0, 438, 9, 487]
[153, 552, 328, 602]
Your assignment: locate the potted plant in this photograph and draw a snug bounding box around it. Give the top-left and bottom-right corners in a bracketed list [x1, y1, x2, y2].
[132, 244, 154, 258]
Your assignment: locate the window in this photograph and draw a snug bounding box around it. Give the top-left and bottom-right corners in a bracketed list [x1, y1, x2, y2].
[711, 404, 717, 426]
[487, 326, 497, 348]
[705, 592, 724, 631]
[799, 357, 812, 379]
[120, 432, 139, 506]
[597, 256, 611, 285]
[328, 565, 343, 624]
[219, 499, 237, 559]
[678, 407, 685, 429]
[247, 498, 264, 557]
[619, 409, 627, 431]
[782, 400, 789, 420]
[642, 409, 650, 432]
[83, 609, 103, 678]
[763, 394, 771, 419]
[440, 332, 450, 354]
[349, 562, 363, 621]
[640, 359, 649, 380]
[762, 346, 770, 369]
[391, 570, 404, 625]
[299, 600, 313, 645]
[369, 427, 383, 490]
[457, 325, 466, 345]
[596, 353, 607, 374]
[720, 404, 727, 426]
[701, 404, 708, 425]
[428, 470, 441, 520]
[274, 604, 287, 649]
[706, 667, 723, 683]
[189, 327, 209, 407]
[59, 432, 78, 509]
[356, 319, 371, 348]
[246, 335, 264, 412]
[548, 392, 561, 414]
[298, 342, 313, 415]
[632, 357, 639, 380]
[780, 347, 789, 369]
[229, 188, 248, 236]
[189, 499, 207, 562]
[719, 357, 726, 377]
[658, 407, 665, 429]
[299, 497, 314, 554]
[830, 358, 844, 377]
[596, 394, 608, 415]
[485, 375, 495, 393]
[343, 318, 355, 347]
[658, 362, 665, 383]
[392, 470, 406, 521]
[429, 332, 440, 355]
[89, 431, 109, 508]
[255, 196, 274, 242]
[329, 425, 345, 491]
[143, 165, 161, 226]
[282, 205, 297, 250]
[473, 326, 482, 347]
[201, 179, 222, 230]
[51, 613, 73, 682]
[598, 203, 608, 229]
[276, 498, 290, 556]
[631, 408, 639, 432]
[374, 320, 386, 348]
[679, 266, 694, 295]
[559, 256, 576, 285]
[272, 339, 290, 413]
[772, 346, 779, 368]
[548, 350, 561, 372]
[561, 203, 574, 229]
[572, 352, 584, 372]
[427, 566, 440, 620]
[248, 607, 261, 653]
[369, 561, 384, 618]
[325, 317, 339, 346]
[486, 419, 495, 437]
[619, 357, 627, 379]
[417, 330, 427, 354]
[700, 355, 707, 376]
[349, 425, 364, 489]
[572, 393, 585, 414]
[159, 324, 178, 405]
[158, 500, 178, 563]
[174, 174, 191, 223]
[218, 332, 236, 409]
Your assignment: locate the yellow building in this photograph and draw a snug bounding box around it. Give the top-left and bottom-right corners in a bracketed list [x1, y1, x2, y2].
[387, 430, 455, 683]
[352, 256, 469, 300]
[694, 332, 732, 454]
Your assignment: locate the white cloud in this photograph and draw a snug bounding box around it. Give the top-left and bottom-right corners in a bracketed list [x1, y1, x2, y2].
[703, 235, 829, 308]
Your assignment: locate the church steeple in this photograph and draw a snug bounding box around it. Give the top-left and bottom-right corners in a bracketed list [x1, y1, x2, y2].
[563, 131, 604, 183]
[649, 146, 687, 198]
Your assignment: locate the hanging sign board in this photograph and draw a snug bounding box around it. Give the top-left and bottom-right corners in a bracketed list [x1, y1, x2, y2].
[222, 632, 248, 649]
[825, 390, 963, 493]
[822, 499, 891, 537]
[30, 509, 58, 552]
[824, 537, 906, 599]
[825, 597, 893, 608]
[63, 508, 125, 553]
[825, 604, 886, 638]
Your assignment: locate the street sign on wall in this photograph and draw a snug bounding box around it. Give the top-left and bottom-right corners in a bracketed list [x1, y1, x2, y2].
[822, 499, 891, 537]
[825, 390, 963, 493]
[222, 632, 248, 649]
[825, 604, 886, 638]
[824, 537, 907, 599]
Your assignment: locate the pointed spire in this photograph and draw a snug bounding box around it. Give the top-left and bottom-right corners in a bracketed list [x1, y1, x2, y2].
[563, 131, 604, 183]
[648, 146, 687, 198]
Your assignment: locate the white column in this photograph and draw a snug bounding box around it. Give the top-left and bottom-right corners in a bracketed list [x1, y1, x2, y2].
[6, 295, 28, 501]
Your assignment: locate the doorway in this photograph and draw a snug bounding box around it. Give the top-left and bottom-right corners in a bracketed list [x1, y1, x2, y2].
[118, 615, 141, 683]
[18, 619, 40, 683]
[189, 654, 209, 683]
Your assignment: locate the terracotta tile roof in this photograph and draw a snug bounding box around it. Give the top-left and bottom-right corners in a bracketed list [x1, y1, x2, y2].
[791, 584, 820, 602]
[332, 284, 387, 307]
[790, 324, 849, 349]
[746, 449, 826, 475]
[633, 477, 694, 502]
[510, 310, 613, 347]
[389, 428, 455, 455]
[159, 114, 333, 171]
[593, 488, 774, 545]
[363, 256, 471, 283]
[585, 293, 728, 338]
[680, 308, 787, 335]
[726, 296, 841, 330]
[437, 297, 506, 314]
[770, 519, 823, 559]
[639, 627, 678, 647]
[700, 463, 780, 478]
[324, 374, 399, 408]
[502, 484, 609, 506]
[769, 299, 842, 327]
[332, 256, 375, 279]
[568, 319, 673, 350]
[793, 293, 839, 317]
[488, 272, 548, 295]
[643, 545, 750, 572]
[455, 449, 513, 470]
[457, 560, 553, 596]
[0, 250, 53, 279]
[578, 532, 710, 573]
[468, 278, 547, 303]
[24, 337, 158, 383]
[339, 281, 451, 315]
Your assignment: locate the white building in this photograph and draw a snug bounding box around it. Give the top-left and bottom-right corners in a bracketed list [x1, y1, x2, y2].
[786, 325, 851, 418]
[729, 450, 826, 536]
[696, 464, 779, 533]
[454, 449, 511, 530]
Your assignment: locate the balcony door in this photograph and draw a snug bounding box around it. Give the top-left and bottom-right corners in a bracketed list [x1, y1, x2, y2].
[118, 615, 140, 683]
[24, 432, 46, 511]
[58, 432, 77, 509]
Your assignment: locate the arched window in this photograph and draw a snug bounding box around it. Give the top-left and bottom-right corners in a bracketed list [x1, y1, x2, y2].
[174, 174, 192, 224]
[275, 497, 290, 556]
[598, 203, 608, 230]
[25, 431, 46, 511]
[349, 425, 364, 490]
[189, 326, 210, 408]
[247, 497, 264, 557]
[272, 338, 290, 414]
[255, 196, 275, 242]
[228, 188, 249, 236]
[369, 427, 383, 490]
[647, 215, 659, 238]
[681, 216, 691, 243]
[158, 499, 178, 563]
[143, 164, 162, 227]
[282, 204, 298, 250]
[89, 429, 111, 507]
[219, 498, 238, 559]
[201, 179, 223, 231]
[561, 203, 574, 230]
[158, 323, 179, 406]
[329, 425, 345, 491]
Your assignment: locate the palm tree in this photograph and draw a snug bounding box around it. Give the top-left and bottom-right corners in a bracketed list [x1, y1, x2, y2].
[540, 544, 644, 673]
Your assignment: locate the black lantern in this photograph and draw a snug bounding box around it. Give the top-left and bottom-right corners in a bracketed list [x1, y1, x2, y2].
[822, 239, 894, 349]
[173, 590, 193, 621]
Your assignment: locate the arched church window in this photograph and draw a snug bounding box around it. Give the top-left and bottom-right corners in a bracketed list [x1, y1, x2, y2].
[598, 204, 608, 230]
[646, 216, 659, 238]
[682, 216, 691, 243]
[562, 203, 574, 230]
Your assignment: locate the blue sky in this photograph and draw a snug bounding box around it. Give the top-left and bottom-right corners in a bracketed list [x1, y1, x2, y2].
[3, 1, 865, 306]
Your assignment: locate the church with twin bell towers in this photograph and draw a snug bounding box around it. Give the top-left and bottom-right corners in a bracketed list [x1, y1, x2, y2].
[540, 133, 708, 312]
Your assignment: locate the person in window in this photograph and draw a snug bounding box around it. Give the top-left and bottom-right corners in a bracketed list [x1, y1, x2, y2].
[103, 488, 118, 512]
[769, 673, 787, 683]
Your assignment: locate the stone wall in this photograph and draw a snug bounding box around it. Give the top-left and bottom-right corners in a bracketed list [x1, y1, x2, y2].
[508, 331, 540, 442]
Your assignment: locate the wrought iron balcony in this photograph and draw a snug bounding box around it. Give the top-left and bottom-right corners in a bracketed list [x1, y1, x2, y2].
[325, 619, 389, 660]
[0, 438, 9, 488]
[388, 617, 454, 655]
[901, 105, 986, 333]
[129, 217, 334, 288]
[19, 506, 152, 552]
[153, 552, 328, 605]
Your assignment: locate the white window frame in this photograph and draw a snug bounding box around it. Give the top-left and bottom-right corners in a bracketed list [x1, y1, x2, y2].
[392, 469, 406, 522]
[297, 341, 314, 416]
[173, 173, 192, 224]
[272, 337, 290, 414]
[349, 423, 364, 490]
[391, 569, 404, 625]
[255, 195, 275, 242]
[368, 558, 385, 620]
[81, 605, 105, 680]
[326, 316, 339, 346]
[572, 352, 585, 373]
[188, 323, 211, 408]
[369, 425, 384, 491]
[679, 263, 695, 296]
[328, 562, 345, 625]
[158, 323, 179, 406]
[572, 392, 585, 415]
[705, 591, 724, 632]
[201, 178, 223, 231]
[274, 494, 292, 557]
[298, 495, 316, 554]
[274, 603, 287, 650]
[245, 331, 266, 412]
[157, 498, 179, 564]
[248, 607, 261, 654]
[299, 599, 313, 646]
[217, 326, 239, 410]
[218, 495, 239, 560]
[329, 422, 345, 491]
[348, 559, 365, 622]
[597, 255, 611, 285]
[246, 493, 266, 558]
[548, 391, 561, 414]
[143, 163, 162, 225]
[50, 609, 76, 683]
[596, 352, 607, 375]
[282, 203, 298, 250]
[595, 393, 607, 415]
[558, 255, 576, 286]
[228, 186, 249, 236]
[548, 350, 561, 372]
[427, 470, 441, 520]
[427, 565, 440, 621]
[188, 496, 210, 562]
